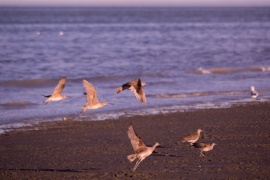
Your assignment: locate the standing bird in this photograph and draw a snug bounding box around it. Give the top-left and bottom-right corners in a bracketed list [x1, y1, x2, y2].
[127, 124, 159, 172]
[181, 129, 203, 145]
[81, 80, 108, 113]
[192, 142, 217, 157]
[115, 79, 147, 105]
[43, 77, 69, 104]
[250, 86, 259, 98]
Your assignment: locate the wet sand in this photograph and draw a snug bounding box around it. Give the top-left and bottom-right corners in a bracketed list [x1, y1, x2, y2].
[0, 102, 269, 179]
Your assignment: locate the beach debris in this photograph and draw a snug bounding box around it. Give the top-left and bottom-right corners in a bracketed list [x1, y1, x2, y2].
[250, 86, 259, 98]
[81, 80, 108, 113]
[115, 78, 147, 105]
[181, 129, 203, 145]
[192, 142, 216, 157]
[127, 124, 159, 172]
[43, 77, 70, 104]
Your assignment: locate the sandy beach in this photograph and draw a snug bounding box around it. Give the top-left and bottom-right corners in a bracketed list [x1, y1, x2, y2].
[0, 101, 269, 179]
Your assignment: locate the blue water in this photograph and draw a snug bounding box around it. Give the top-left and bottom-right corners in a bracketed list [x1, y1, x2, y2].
[0, 7, 270, 131]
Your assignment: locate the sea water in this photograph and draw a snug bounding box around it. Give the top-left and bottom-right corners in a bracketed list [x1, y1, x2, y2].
[0, 7, 270, 132]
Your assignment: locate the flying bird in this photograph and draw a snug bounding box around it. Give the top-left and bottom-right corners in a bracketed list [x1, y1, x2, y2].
[181, 129, 203, 145]
[43, 77, 70, 104]
[115, 79, 147, 105]
[250, 86, 259, 98]
[127, 124, 159, 172]
[192, 142, 217, 157]
[81, 80, 108, 113]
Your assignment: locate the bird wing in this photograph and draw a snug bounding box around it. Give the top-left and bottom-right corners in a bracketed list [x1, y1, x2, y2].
[83, 80, 99, 105]
[182, 132, 197, 142]
[115, 79, 138, 93]
[136, 87, 147, 105]
[127, 124, 147, 153]
[131, 79, 147, 104]
[127, 79, 139, 86]
[51, 77, 67, 96]
[123, 79, 139, 90]
[251, 90, 258, 95]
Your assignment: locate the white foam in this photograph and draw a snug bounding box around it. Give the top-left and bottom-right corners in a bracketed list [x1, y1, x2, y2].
[1, 96, 270, 135]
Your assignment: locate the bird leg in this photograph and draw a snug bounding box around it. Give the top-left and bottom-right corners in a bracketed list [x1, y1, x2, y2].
[199, 150, 205, 157]
[133, 158, 143, 172]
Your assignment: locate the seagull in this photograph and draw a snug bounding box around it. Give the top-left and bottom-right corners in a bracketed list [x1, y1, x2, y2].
[181, 129, 203, 145]
[81, 80, 108, 113]
[127, 124, 159, 172]
[250, 86, 259, 98]
[115, 79, 147, 105]
[192, 142, 216, 157]
[43, 77, 70, 104]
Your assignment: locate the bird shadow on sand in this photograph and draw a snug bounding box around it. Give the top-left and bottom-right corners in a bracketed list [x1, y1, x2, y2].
[152, 151, 181, 157]
[145, 144, 166, 148]
[150, 145, 181, 157]
[0, 168, 99, 173]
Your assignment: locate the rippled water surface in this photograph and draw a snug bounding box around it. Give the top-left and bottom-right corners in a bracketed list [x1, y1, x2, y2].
[0, 7, 270, 131]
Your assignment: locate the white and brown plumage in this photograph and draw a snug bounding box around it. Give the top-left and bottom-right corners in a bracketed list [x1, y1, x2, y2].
[250, 86, 259, 98]
[115, 79, 147, 105]
[43, 77, 69, 104]
[181, 129, 203, 145]
[127, 124, 159, 172]
[192, 142, 216, 157]
[81, 80, 108, 113]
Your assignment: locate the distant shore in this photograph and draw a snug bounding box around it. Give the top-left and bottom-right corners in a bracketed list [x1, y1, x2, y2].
[0, 101, 269, 179]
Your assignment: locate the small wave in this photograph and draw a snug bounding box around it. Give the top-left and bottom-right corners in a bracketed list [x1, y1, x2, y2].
[1, 101, 36, 108]
[190, 66, 270, 75]
[193, 68, 212, 74]
[156, 91, 245, 99]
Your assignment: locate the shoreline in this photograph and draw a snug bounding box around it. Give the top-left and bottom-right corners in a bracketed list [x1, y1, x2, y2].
[0, 101, 269, 179]
[1, 98, 268, 134]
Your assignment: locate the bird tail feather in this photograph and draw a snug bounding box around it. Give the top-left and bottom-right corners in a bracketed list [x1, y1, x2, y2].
[81, 106, 87, 113]
[127, 154, 137, 162]
[44, 98, 50, 104]
[42, 95, 51, 98]
[115, 87, 123, 93]
[181, 138, 187, 143]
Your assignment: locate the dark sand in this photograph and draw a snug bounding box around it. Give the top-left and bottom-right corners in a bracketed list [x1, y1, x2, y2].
[0, 102, 269, 179]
